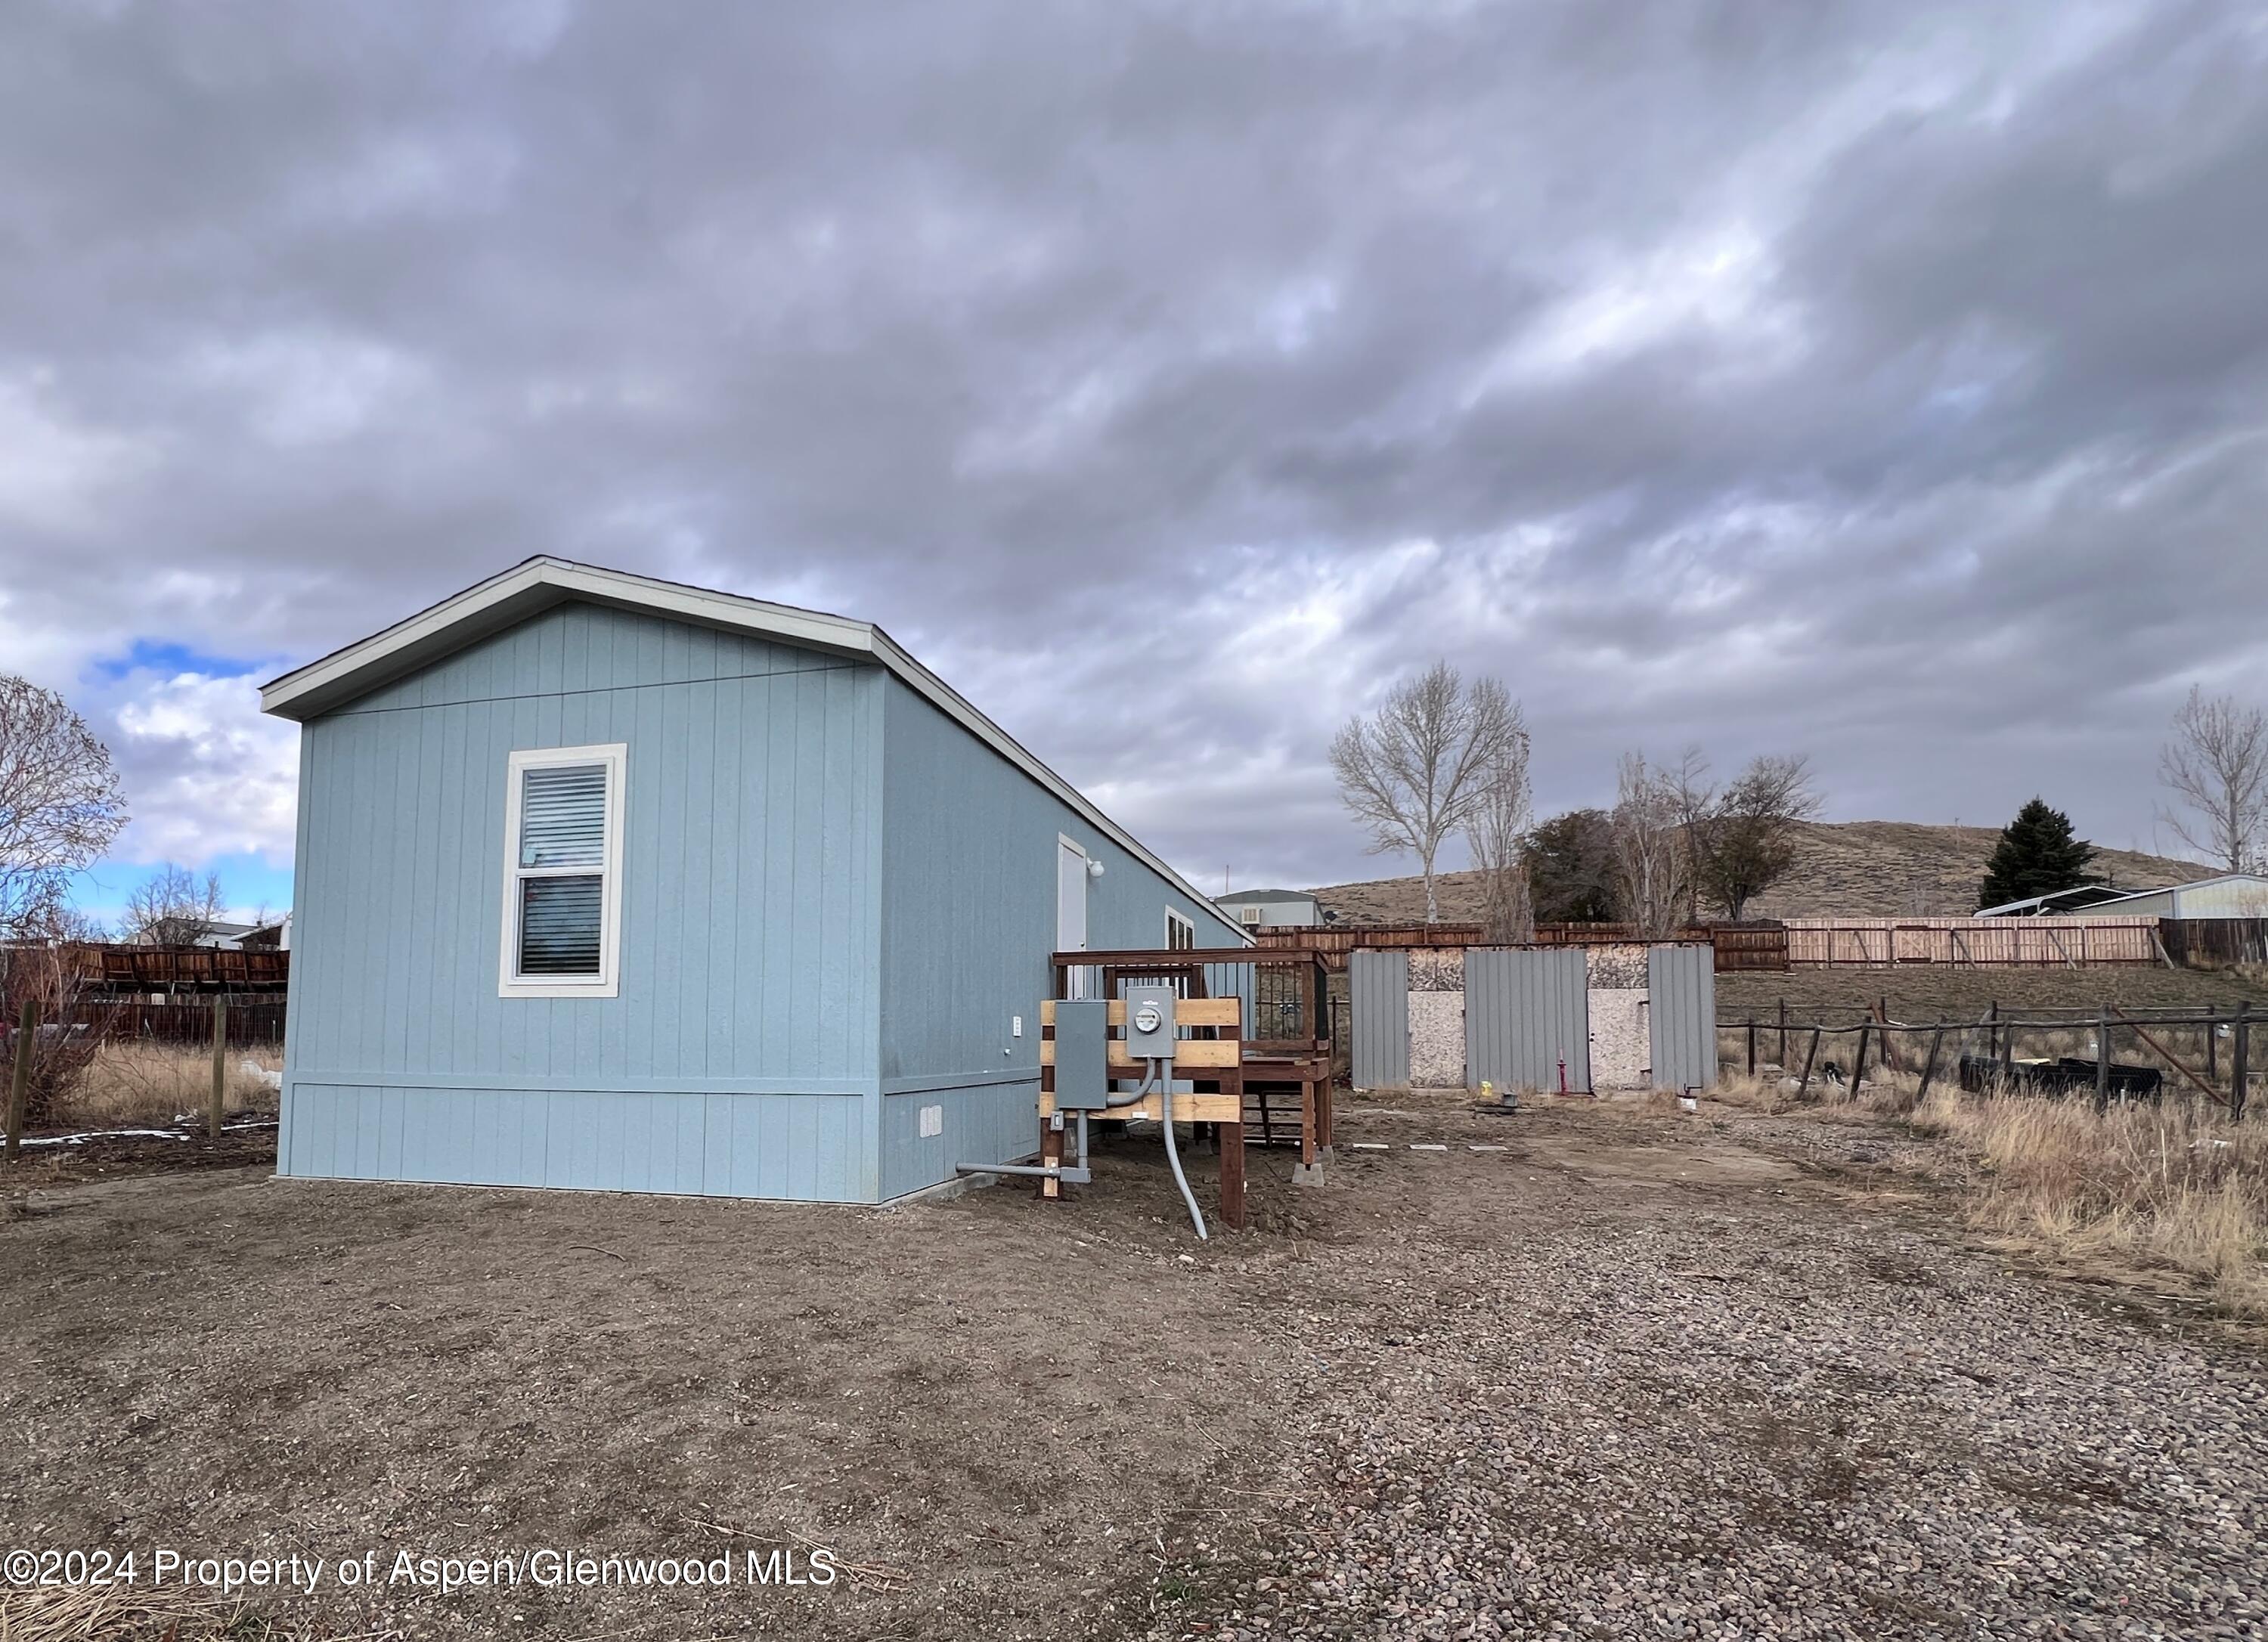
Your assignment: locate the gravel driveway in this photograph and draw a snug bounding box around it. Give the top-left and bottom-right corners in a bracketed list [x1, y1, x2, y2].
[1154, 1098, 2267, 1641]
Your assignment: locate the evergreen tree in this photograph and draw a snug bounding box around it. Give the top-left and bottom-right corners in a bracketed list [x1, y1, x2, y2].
[1522, 808, 1619, 923]
[1977, 798, 2101, 909]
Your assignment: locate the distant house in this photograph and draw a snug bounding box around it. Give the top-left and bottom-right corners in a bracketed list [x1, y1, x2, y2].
[259, 557, 1247, 1205]
[187, 921, 259, 949]
[240, 914, 293, 952]
[1224, 888, 1328, 929]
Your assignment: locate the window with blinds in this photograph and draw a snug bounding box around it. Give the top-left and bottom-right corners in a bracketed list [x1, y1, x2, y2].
[500, 744, 625, 996]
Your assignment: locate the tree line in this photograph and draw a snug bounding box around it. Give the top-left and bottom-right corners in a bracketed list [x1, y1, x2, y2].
[1330, 661, 1823, 940]
[1331, 666, 2268, 935]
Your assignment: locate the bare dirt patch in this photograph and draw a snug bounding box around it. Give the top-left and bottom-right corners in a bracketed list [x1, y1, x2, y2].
[4, 1098, 2263, 1640]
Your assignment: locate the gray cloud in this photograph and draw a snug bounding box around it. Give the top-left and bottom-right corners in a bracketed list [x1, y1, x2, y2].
[2, 0, 2264, 898]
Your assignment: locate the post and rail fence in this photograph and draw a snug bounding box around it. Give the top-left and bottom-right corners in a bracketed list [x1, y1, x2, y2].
[1715, 999, 2256, 1117]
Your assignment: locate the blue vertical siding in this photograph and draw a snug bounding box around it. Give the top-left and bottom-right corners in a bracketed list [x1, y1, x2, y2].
[281, 600, 884, 1202]
[873, 677, 1245, 1201]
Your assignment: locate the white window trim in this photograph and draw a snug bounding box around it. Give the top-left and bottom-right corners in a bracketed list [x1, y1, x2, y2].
[1165, 908, 1196, 950]
[498, 742, 626, 999]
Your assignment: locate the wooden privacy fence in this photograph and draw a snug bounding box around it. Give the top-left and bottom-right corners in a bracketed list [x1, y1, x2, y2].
[1779, 918, 2159, 967]
[2159, 918, 2268, 968]
[59, 943, 292, 993]
[1532, 922, 1791, 971]
[73, 996, 287, 1048]
[1250, 923, 1481, 968]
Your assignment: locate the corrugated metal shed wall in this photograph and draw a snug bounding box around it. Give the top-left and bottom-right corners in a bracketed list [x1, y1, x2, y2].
[1465, 946, 1591, 1094]
[281, 600, 884, 1200]
[1349, 950, 1409, 1089]
[1647, 943, 1717, 1092]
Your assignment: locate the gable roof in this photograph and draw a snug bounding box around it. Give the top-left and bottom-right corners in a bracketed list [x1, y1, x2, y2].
[259, 556, 1250, 943]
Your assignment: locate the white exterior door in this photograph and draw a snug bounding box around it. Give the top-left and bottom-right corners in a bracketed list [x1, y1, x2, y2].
[1057, 837, 1090, 996]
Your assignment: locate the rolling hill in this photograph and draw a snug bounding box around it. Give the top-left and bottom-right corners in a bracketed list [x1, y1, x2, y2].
[1309, 820, 2214, 926]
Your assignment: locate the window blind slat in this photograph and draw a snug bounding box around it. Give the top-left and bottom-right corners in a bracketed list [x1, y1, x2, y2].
[520, 765, 607, 868]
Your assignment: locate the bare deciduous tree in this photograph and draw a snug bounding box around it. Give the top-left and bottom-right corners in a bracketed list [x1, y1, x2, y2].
[0, 674, 129, 937]
[1690, 753, 1823, 920]
[1464, 703, 1533, 945]
[1, 903, 110, 1127]
[1330, 661, 1522, 924]
[1610, 751, 1691, 939]
[122, 863, 228, 946]
[2158, 686, 2268, 874]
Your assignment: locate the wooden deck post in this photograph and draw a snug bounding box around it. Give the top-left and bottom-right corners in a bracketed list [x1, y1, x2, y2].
[5, 999, 36, 1163]
[1040, 1114, 1064, 1199]
[1219, 1071, 1246, 1230]
[1038, 1052, 1062, 1201]
[209, 993, 228, 1140]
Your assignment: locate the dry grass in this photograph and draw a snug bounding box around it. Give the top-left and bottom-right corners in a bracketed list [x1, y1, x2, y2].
[1691, 1059, 2268, 1316]
[48, 1040, 282, 1132]
[0, 1585, 275, 1640]
[1909, 1088, 2268, 1317]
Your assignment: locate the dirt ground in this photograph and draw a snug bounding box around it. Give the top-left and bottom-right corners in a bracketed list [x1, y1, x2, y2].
[4, 1096, 2264, 1640]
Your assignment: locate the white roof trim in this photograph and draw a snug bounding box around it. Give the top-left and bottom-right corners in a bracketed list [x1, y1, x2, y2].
[259, 556, 1251, 944]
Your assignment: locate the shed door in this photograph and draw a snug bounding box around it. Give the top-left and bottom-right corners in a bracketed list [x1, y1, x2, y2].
[1647, 943, 1717, 1092]
[1465, 946, 1591, 1095]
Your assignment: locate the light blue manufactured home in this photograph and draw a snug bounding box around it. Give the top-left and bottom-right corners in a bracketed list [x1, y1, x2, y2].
[259, 557, 1247, 1204]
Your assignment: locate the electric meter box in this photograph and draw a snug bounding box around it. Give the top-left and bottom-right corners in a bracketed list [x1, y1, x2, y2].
[1053, 999, 1110, 1111]
[1123, 984, 1179, 1062]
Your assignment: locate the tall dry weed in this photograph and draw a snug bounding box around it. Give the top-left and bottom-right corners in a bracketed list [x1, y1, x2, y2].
[48, 1040, 283, 1131]
[1910, 1087, 2268, 1315]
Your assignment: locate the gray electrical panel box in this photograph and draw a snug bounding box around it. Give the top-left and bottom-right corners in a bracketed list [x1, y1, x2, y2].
[1123, 984, 1179, 1063]
[1053, 999, 1110, 1111]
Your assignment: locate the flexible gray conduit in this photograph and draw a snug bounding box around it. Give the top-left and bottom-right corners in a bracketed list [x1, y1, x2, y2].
[1152, 1058, 1208, 1241]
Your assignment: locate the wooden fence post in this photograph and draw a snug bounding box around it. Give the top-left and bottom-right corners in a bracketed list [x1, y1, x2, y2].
[1850, 1021, 1870, 1101]
[2094, 1006, 2112, 1111]
[1746, 1019, 1757, 1077]
[1797, 1027, 1821, 1099]
[209, 993, 228, 1140]
[2235, 1002, 2250, 1122]
[1916, 1021, 1946, 1103]
[1777, 999, 1787, 1070]
[2206, 1004, 2217, 1083]
[1987, 1001, 1999, 1064]
[6, 999, 36, 1163]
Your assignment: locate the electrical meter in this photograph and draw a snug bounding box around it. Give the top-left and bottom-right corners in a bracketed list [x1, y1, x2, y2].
[1123, 983, 1179, 1061]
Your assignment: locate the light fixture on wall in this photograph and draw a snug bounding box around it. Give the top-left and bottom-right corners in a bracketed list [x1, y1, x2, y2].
[1086, 858, 1106, 881]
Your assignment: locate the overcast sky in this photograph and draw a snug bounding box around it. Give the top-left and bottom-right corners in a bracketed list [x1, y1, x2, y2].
[3, 1, 2264, 922]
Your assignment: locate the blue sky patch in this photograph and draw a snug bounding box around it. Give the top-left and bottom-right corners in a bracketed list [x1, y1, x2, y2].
[93, 638, 272, 681]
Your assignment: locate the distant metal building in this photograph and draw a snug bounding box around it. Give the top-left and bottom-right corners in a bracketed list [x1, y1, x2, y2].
[2085, 873, 2268, 920]
[1225, 888, 1326, 929]
[259, 557, 1247, 1205]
